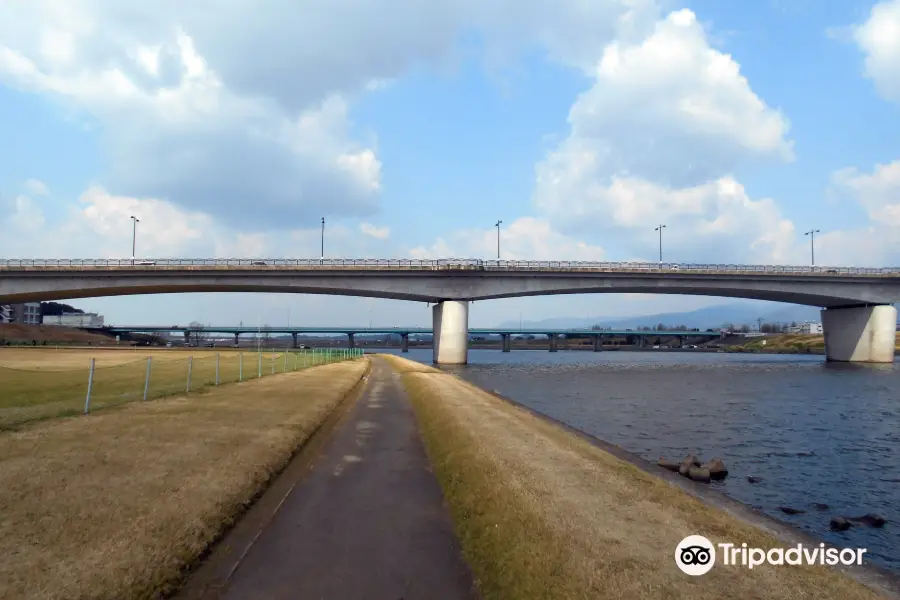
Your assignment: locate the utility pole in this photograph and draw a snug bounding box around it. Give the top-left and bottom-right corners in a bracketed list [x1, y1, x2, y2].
[320, 217, 325, 260]
[495, 220, 502, 260]
[130, 215, 139, 265]
[655, 224, 666, 263]
[804, 229, 820, 266]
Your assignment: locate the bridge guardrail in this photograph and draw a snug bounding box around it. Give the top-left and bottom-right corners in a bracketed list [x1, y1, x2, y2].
[1, 258, 899, 275]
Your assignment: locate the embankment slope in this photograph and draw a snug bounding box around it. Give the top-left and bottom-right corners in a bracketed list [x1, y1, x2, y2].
[383, 354, 893, 600]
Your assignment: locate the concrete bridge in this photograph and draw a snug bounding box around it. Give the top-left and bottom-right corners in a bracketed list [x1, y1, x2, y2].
[2, 258, 899, 363]
[103, 325, 719, 353]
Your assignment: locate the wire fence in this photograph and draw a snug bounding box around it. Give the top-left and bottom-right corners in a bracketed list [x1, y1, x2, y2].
[0, 348, 363, 429]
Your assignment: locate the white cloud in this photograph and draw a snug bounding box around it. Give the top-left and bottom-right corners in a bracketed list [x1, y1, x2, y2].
[359, 223, 390, 240]
[830, 160, 900, 226]
[410, 217, 605, 260]
[532, 9, 795, 264]
[22, 179, 49, 196]
[0, 15, 382, 231]
[852, 0, 900, 102]
[0, 0, 665, 236]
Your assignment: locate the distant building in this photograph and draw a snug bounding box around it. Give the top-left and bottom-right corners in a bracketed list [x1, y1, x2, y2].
[786, 322, 822, 335]
[43, 312, 105, 328]
[4, 302, 43, 325]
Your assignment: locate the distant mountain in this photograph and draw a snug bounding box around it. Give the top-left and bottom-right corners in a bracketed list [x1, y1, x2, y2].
[496, 302, 824, 330]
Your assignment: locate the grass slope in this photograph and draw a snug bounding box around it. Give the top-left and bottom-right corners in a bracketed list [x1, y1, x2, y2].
[383, 354, 888, 600]
[0, 359, 367, 600]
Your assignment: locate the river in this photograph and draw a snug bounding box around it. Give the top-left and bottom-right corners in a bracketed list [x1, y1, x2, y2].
[380, 347, 900, 573]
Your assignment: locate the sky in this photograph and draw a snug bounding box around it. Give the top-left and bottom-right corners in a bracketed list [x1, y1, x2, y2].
[1, 0, 900, 327]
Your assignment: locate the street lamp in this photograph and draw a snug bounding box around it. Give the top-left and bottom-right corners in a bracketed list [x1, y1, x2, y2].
[130, 215, 139, 264]
[655, 224, 666, 263]
[320, 217, 325, 260]
[804, 229, 820, 266]
[495, 220, 502, 260]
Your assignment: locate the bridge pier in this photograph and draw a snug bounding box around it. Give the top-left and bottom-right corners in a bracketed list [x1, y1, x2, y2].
[291, 332, 298, 349]
[549, 334, 558, 352]
[432, 300, 468, 364]
[347, 333, 355, 349]
[184, 331, 190, 346]
[501, 333, 511, 352]
[593, 335, 602, 352]
[234, 332, 240, 346]
[822, 305, 897, 363]
[401, 333, 409, 353]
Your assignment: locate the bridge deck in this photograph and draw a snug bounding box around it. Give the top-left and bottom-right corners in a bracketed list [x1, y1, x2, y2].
[2, 258, 899, 277]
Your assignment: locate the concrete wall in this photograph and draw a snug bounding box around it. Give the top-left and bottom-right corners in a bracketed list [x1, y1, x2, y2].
[821, 305, 897, 363]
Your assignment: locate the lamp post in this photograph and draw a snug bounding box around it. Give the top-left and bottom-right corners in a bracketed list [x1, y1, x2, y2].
[130, 215, 139, 265]
[495, 220, 502, 260]
[804, 229, 820, 266]
[655, 224, 666, 263]
[320, 217, 325, 260]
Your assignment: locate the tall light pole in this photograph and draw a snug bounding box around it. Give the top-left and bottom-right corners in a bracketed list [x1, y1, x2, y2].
[655, 224, 666, 263]
[320, 217, 325, 260]
[495, 220, 502, 260]
[804, 229, 820, 266]
[130, 216, 139, 265]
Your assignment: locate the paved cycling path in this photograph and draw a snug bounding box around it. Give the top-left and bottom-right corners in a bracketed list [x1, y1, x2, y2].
[189, 357, 477, 600]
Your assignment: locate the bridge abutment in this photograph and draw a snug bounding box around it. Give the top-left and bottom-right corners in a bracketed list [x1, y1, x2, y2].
[432, 301, 468, 364]
[822, 305, 897, 363]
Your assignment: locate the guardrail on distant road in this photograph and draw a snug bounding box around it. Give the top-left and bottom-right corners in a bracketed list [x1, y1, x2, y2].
[1, 258, 899, 275]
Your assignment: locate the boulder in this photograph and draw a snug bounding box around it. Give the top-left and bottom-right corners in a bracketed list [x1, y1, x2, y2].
[679, 455, 701, 476]
[830, 517, 852, 531]
[701, 458, 728, 480]
[747, 476, 762, 484]
[846, 514, 887, 528]
[658, 458, 681, 472]
[778, 506, 806, 515]
[687, 467, 711, 483]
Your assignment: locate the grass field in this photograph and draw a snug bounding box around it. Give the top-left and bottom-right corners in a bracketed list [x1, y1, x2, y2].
[0, 347, 359, 428]
[0, 358, 368, 600]
[382, 354, 890, 600]
[730, 332, 900, 353]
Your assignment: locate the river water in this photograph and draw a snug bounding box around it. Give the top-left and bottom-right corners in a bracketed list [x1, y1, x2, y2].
[381, 347, 900, 573]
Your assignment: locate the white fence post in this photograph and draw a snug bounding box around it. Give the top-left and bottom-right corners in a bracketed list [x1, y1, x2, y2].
[143, 357, 152, 401]
[83, 358, 96, 414]
[271, 352, 275, 375]
[283, 351, 287, 373]
[239, 353, 243, 382]
[215, 353, 220, 385]
[257, 352, 262, 378]
[186, 356, 193, 392]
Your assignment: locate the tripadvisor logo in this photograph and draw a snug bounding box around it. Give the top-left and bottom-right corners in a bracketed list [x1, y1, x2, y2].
[675, 535, 716, 576]
[675, 535, 867, 575]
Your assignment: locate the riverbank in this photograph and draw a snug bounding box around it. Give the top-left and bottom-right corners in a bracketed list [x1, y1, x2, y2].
[727, 332, 900, 355]
[0, 359, 367, 600]
[383, 354, 896, 599]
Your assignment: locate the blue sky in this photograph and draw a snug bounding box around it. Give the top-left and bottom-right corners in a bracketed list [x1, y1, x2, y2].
[1, 0, 900, 327]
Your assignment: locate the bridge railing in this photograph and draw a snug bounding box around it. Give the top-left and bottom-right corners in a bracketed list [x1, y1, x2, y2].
[1, 258, 899, 275]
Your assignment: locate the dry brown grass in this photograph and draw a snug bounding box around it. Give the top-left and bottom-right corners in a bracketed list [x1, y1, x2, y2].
[0, 358, 368, 600]
[382, 354, 890, 600]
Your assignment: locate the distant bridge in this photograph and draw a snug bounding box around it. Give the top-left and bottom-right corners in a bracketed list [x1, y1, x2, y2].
[3, 258, 898, 363]
[105, 325, 719, 353]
